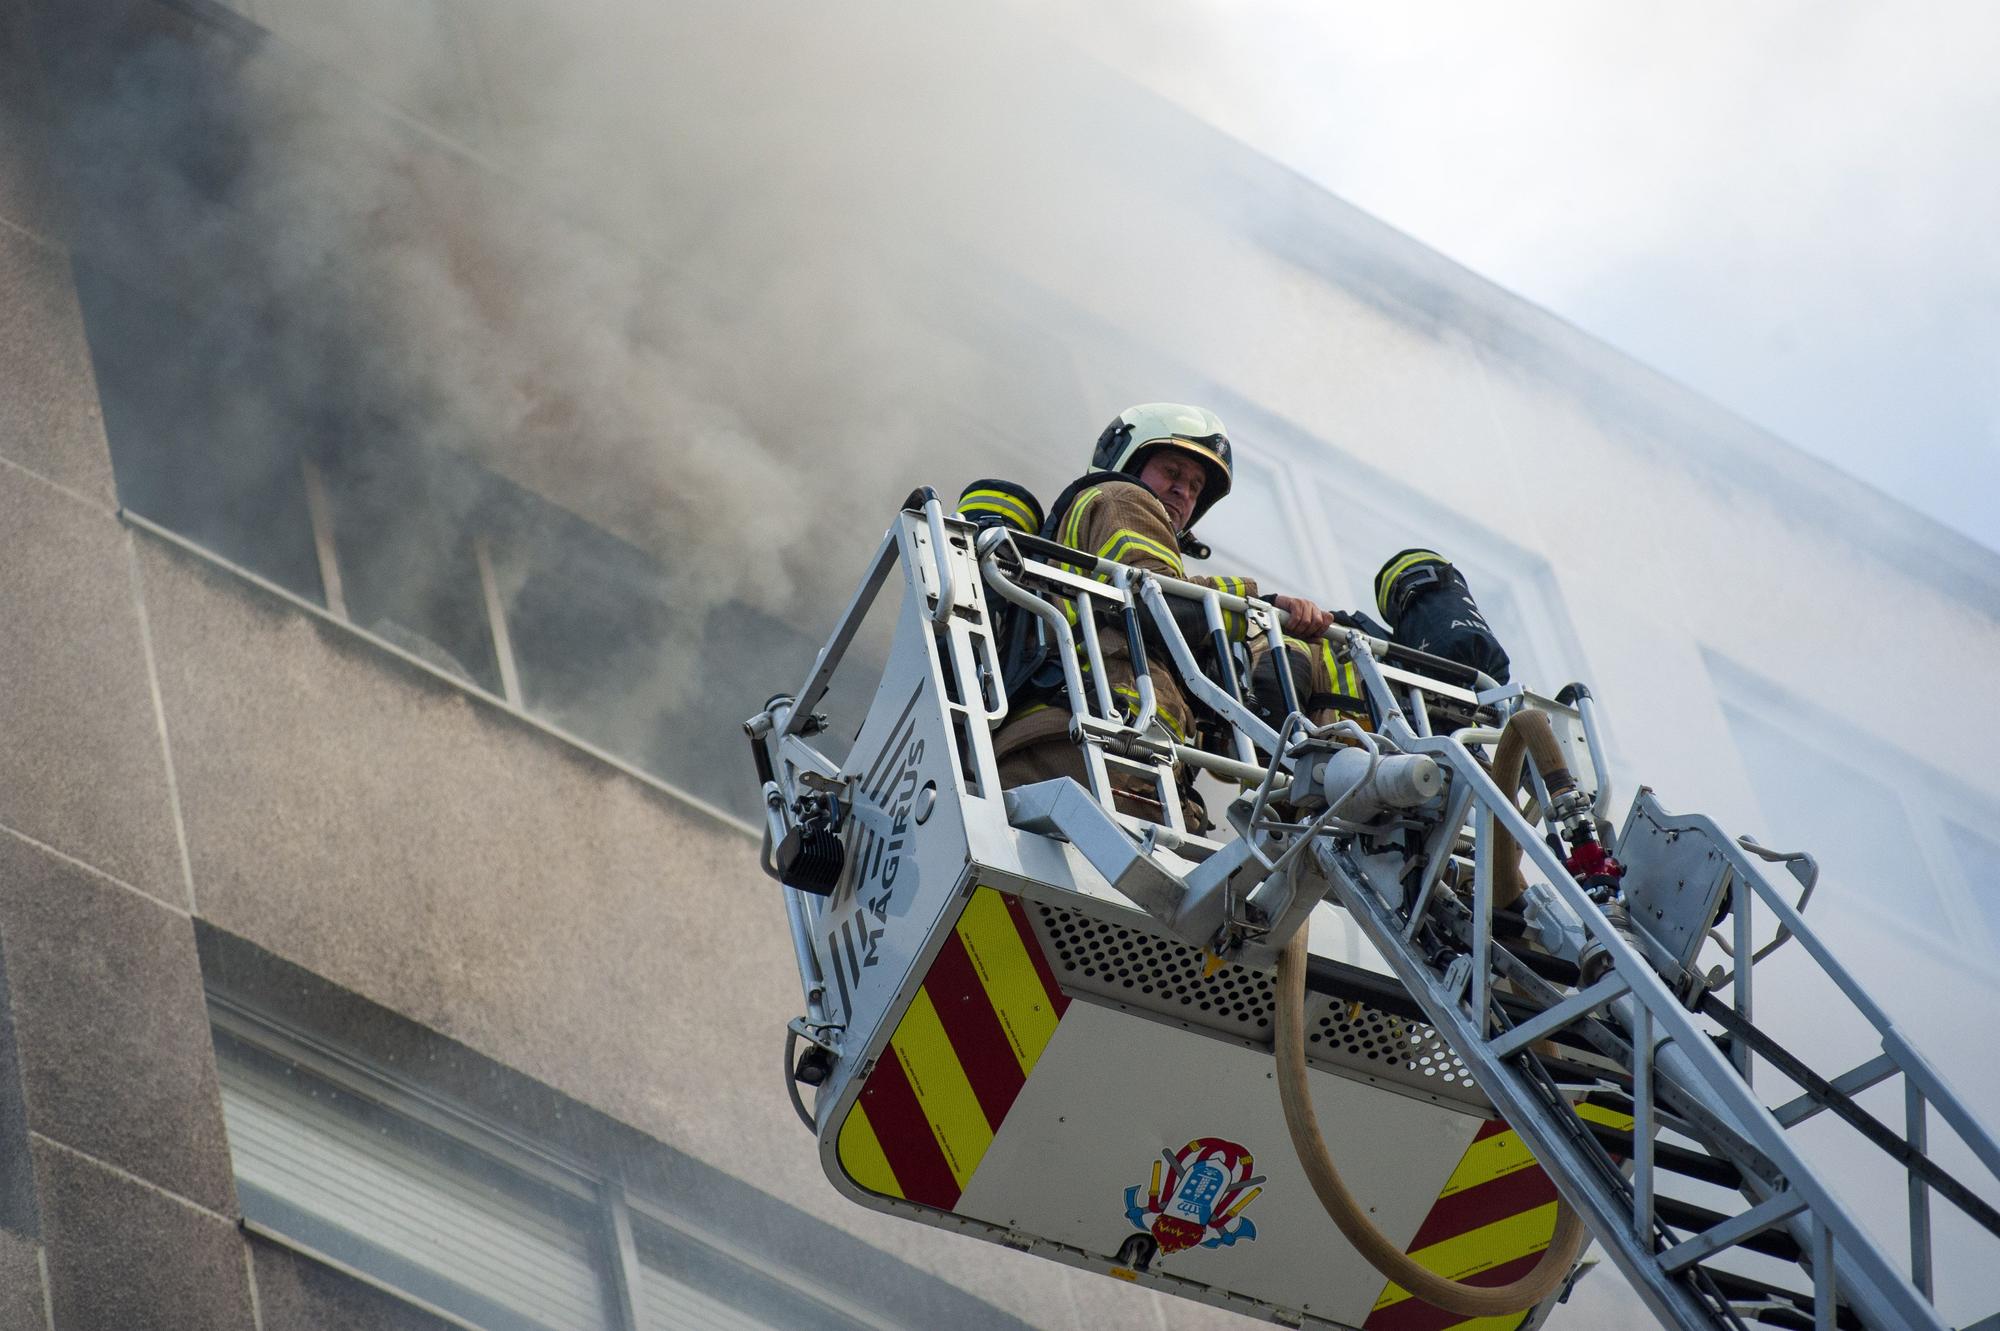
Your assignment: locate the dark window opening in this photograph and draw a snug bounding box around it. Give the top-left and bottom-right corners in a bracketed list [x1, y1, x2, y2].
[75, 260, 325, 603]
[315, 438, 505, 694]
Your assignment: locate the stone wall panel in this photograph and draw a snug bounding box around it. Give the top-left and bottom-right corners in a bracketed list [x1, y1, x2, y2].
[0, 470, 184, 901]
[0, 834, 233, 1214]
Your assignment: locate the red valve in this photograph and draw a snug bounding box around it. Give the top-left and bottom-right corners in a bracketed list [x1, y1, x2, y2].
[1565, 839, 1625, 883]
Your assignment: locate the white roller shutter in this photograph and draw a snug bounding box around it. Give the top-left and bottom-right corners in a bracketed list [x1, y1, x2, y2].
[218, 1050, 612, 1331]
[630, 1218, 877, 1331]
[636, 1267, 778, 1331]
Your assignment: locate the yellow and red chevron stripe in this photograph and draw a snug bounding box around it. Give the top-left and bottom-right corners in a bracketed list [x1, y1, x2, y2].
[837, 888, 1070, 1210]
[1363, 1102, 1633, 1331]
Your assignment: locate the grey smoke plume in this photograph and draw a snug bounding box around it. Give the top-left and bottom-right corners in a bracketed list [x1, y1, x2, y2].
[221, 0, 1123, 568]
[56, 0, 1180, 787]
[220, 11, 985, 614]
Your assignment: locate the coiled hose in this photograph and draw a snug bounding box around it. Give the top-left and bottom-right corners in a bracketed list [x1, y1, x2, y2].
[1273, 927, 1589, 1315]
[1490, 710, 1578, 910]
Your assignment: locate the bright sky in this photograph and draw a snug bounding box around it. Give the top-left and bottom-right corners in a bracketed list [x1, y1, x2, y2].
[1020, 0, 2000, 555]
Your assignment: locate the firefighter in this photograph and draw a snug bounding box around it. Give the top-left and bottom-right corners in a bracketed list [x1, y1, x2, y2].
[988, 404, 1377, 820]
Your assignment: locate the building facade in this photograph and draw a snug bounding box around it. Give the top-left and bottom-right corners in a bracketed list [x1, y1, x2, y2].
[2, 1, 1996, 1328]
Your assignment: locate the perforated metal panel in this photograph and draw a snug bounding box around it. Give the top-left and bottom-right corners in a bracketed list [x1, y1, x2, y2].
[1027, 901, 1489, 1111]
[1304, 998, 1482, 1099]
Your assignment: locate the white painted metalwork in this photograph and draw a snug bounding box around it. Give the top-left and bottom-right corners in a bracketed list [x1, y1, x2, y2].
[752, 498, 2000, 1331]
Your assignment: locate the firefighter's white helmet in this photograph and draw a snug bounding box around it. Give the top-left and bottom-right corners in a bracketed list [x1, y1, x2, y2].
[1091, 403, 1233, 529]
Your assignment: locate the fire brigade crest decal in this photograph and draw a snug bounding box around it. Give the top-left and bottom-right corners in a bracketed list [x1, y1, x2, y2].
[1124, 1137, 1265, 1254]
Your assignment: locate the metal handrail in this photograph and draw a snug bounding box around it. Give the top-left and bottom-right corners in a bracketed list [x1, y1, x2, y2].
[919, 490, 958, 627]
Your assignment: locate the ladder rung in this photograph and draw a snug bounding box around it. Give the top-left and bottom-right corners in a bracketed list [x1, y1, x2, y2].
[1486, 972, 1629, 1059]
[1703, 995, 2000, 1245]
[1579, 1119, 1744, 1189]
[1773, 1052, 1898, 1128]
[1659, 1191, 1808, 1272]
[1700, 1267, 1861, 1331]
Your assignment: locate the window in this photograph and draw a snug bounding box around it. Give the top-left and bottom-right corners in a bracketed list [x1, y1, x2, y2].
[1721, 705, 1955, 941]
[75, 260, 327, 605]
[217, 1025, 617, 1331]
[211, 1004, 884, 1331]
[1709, 653, 2000, 965]
[311, 440, 511, 695]
[1315, 484, 1579, 696]
[1945, 821, 2000, 945]
[629, 1215, 873, 1331]
[1166, 393, 1586, 696]
[1195, 454, 1306, 594]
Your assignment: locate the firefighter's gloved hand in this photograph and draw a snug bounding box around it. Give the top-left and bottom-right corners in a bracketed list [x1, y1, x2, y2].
[1270, 595, 1333, 638]
[1330, 609, 1389, 638]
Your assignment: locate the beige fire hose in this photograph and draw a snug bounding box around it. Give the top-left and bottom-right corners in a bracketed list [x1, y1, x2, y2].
[1274, 925, 1589, 1315]
[1489, 710, 1579, 911]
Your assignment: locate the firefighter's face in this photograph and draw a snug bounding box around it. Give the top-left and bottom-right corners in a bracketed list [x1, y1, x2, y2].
[1136, 448, 1206, 532]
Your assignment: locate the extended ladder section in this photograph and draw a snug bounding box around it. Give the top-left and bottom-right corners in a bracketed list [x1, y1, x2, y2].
[752, 494, 2000, 1331]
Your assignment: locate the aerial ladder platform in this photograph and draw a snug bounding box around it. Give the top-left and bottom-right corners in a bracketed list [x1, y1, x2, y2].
[747, 491, 2000, 1331]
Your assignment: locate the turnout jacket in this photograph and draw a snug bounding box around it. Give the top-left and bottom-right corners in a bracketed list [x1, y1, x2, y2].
[993, 476, 1257, 762]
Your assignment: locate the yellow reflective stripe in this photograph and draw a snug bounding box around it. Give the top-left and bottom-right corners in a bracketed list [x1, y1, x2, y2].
[1061, 487, 1102, 550]
[889, 988, 993, 1190]
[1315, 639, 1361, 699]
[959, 502, 1027, 532]
[1099, 529, 1185, 575]
[1375, 549, 1446, 615]
[959, 488, 1037, 531]
[836, 1104, 902, 1198]
[1212, 577, 1248, 639]
[956, 888, 1062, 1075]
[1111, 684, 1187, 741]
[1439, 1128, 1540, 1197]
[1576, 1100, 1636, 1132]
[1437, 1104, 1630, 1199]
[1371, 1201, 1560, 1310]
[1098, 529, 1178, 567]
[959, 501, 1031, 531]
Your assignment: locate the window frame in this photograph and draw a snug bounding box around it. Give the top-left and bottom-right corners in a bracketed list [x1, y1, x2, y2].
[1705, 651, 2000, 973]
[209, 996, 898, 1331]
[1167, 393, 1595, 701]
[1190, 450, 1319, 599]
[1302, 471, 1587, 696]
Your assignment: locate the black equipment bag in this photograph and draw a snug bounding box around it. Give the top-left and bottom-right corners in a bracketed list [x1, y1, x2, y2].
[956, 480, 1066, 708]
[1374, 549, 1511, 685]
